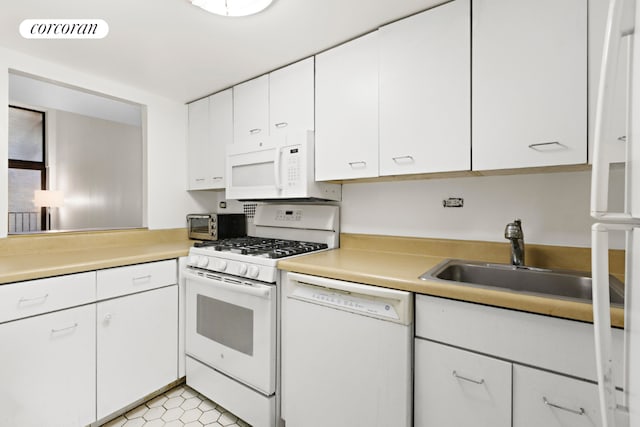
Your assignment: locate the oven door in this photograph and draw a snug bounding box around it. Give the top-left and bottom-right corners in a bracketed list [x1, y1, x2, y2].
[184, 269, 276, 395]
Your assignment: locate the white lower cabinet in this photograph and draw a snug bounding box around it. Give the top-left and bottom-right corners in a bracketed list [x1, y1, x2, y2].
[513, 365, 602, 427]
[414, 339, 511, 427]
[97, 285, 178, 419]
[0, 304, 96, 427]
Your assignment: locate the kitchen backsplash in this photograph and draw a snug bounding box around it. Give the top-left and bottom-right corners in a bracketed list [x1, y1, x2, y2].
[340, 168, 626, 249]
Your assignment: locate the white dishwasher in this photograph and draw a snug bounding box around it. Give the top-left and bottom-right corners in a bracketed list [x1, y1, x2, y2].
[281, 272, 413, 427]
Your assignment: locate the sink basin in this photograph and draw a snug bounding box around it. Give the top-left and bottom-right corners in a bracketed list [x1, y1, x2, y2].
[419, 259, 624, 307]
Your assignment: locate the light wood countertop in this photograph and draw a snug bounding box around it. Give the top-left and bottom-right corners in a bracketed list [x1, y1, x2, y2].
[278, 234, 625, 328]
[0, 228, 192, 284]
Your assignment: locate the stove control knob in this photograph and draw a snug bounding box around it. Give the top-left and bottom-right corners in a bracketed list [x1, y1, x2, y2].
[197, 256, 209, 268]
[218, 260, 228, 271]
[238, 263, 248, 275]
[247, 265, 260, 279]
[188, 256, 199, 266]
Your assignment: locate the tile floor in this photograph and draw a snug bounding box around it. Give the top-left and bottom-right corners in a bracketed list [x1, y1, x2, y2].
[100, 384, 251, 427]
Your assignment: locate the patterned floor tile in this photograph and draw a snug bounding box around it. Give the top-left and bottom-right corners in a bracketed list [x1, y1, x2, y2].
[99, 385, 250, 427]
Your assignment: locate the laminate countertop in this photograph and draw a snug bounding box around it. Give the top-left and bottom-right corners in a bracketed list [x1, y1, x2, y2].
[0, 228, 192, 284]
[278, 234, 625, 328]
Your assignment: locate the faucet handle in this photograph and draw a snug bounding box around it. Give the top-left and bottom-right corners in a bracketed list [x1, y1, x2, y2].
[505, 219, 523, 239]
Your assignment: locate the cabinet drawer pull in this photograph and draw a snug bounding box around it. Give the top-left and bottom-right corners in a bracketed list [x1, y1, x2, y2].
[618, 136, 627, 142]
[249, 128, 262, 135]
[542, 396, 585, 416]
[392, 155, 415, 163]
[274, 122, 288, 128]
[528, 141, 567, 151]
[51, 323, 78, 334]
[452, 370, 485, 385]
[132, 275, 152, 284]
[195, 178, 205, 182]
[348, 161, 367, 168]
[18, 294, 49, 305]
[212, 176, 223, 180]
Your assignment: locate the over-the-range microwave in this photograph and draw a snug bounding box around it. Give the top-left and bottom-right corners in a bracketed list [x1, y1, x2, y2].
[225, 130, 341, 201]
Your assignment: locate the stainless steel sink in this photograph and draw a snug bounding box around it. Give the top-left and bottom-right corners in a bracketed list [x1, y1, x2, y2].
[419, 259, 625, 307]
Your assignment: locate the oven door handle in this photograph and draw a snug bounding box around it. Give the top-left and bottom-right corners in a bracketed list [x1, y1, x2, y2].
[184, 270, 272, 299]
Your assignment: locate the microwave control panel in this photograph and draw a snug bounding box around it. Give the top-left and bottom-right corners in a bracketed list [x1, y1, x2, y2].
[283, 146, 302, 188]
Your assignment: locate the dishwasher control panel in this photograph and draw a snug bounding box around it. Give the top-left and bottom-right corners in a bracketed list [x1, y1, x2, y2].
[290, 284, 400, 321]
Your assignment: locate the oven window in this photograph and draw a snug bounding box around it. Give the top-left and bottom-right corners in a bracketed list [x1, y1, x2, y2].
[196, 294, 254, 356]
[190, 218, 210, 234]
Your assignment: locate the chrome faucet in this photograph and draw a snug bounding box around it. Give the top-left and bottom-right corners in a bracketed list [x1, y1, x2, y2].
[504, 219, 525, 266]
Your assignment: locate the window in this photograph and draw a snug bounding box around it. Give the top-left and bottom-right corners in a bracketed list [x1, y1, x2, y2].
[8, 106, 46, 233]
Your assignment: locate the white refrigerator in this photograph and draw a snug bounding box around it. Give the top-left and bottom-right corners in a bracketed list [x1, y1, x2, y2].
[591, 0, 639, 426]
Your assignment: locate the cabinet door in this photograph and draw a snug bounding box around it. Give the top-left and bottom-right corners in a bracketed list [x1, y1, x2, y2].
[208, 89, 232, 188]
[472, 0, 587, 170]
[588, 0, 629, 163]
[187, 97, 212, 190]
[97, 286, 178, 419]
[414, 338, 511, 427]
[513, 365, 602, 427]
[0, 305, 96, 427]
[233, 74, 269, 143]
[270, 57, 314, 135]
[315, 31, 379, 180]
[379, 0, 470, 176]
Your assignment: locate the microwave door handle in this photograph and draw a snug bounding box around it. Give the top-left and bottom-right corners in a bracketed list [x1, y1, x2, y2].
[274, 147, 282, 191]
[591, 0, 636, 222]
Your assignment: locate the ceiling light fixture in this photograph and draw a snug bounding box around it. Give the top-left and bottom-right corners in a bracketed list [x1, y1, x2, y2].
[190, 0, 274, 17]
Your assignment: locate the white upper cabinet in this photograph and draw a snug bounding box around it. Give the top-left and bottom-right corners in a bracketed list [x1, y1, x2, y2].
[269, 57, 314, 136]
[472, 0, 587, 171]
[187, 97, 210, 190]
[208, 89, 233, 188]
[187, 90, 232, 190]
[315, 31, 379, 181]
[233, 74, 270, 143]
[588, 0, 629, 164]
[379, 0, 471, 176]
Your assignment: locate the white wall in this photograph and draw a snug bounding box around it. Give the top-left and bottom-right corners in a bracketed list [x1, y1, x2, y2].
[0, 46, 217, 238]
[341, 168, 625, 248]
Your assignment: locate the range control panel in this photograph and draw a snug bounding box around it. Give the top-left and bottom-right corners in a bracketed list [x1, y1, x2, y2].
[276, 209, 303, 222]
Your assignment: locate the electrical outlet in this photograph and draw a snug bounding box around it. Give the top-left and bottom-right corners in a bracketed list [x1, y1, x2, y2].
[443, 197, 464, 208]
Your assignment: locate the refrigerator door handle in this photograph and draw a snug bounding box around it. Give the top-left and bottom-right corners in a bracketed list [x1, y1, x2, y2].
[592, 223, 632, 427]
[591, 0, 637, 222]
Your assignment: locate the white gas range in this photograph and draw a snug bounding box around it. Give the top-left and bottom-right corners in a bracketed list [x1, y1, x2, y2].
[183, 204, 339, 427]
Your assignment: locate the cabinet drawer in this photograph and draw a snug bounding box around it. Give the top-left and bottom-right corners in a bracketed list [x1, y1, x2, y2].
[513, 365, 602, 427]
[414, 338, 511, 427]
[0, 272, 96, 324]
[97, 260, 177, 300]
[415, 294, 624, 388]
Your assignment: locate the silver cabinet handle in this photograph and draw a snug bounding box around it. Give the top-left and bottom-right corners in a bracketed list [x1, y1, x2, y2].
[103, 313, 112, 324]
[51, 323, 78, 334]
[274, 122, 288, 128]
[249, 128, 262, 135]
[19, 294, 49, 305]
[542, 396, 585, 416]
[195, 178, 205, 182]
[528, 141, 566, 151]
[618, 136, 627, 142]
[212, 176, 223, 180]
[132, 275, 152, 284]
[452, 370, 485, 385]
[392, 155, 415, 163]
[348, 161, 367, 168]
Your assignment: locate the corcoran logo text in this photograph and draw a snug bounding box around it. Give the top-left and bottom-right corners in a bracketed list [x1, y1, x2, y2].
[19, 19, 109, 39]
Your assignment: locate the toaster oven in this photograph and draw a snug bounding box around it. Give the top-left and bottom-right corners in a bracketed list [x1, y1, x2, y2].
[186, 213, 247, 241]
